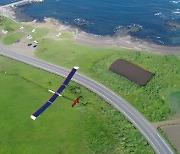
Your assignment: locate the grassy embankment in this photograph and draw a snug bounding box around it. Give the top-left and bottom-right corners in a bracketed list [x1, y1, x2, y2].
[0, 56, 153, 154]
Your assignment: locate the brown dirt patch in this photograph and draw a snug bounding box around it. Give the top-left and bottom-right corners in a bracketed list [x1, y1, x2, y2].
[161, 125, 180, 153]
[1, 36, 36, 56]
[109, 59, 154, 86]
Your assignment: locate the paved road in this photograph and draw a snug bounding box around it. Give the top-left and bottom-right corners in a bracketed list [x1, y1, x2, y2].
[0, 48, 174, 154]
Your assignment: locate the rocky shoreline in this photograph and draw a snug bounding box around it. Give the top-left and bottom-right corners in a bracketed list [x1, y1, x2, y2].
[0, 5, 180, 55]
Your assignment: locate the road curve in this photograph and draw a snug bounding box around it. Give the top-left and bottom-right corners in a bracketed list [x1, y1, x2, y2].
[0, 48, 174, 154]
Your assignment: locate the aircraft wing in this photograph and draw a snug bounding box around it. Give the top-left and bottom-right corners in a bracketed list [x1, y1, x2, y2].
[31, 66, 79, 120]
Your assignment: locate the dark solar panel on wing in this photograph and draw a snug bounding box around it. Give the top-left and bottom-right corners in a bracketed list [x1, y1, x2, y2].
[49, 93, 59, 102]
[57, 84, 66, 94]
[33, 101, 52, 118]
[63, 68, 77, 86]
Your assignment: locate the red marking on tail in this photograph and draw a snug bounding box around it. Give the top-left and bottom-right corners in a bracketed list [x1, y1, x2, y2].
[72, 96, 81, 107]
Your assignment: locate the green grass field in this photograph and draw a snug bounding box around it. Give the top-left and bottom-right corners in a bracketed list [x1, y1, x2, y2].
[30, 28, 49, 41]
[35, 39, 180, 122]
[3, 32, 25, 45]
[0, 16, 49, 45]
[0, 56, 153, 154]
[0, 16, 18, 41]
[0, 16, 19, 34]
[168, 91, 180, 114]
[59, 32, 73, 40]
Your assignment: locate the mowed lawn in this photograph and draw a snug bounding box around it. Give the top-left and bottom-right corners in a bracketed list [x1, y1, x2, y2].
[0, 56, 153, 154]
[0, 67, 86, 153]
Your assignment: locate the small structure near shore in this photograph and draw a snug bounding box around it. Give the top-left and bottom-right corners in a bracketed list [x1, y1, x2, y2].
[1, 0, 44, 8]
[2, 29, 8, 34]
[109, 59, 154, 86]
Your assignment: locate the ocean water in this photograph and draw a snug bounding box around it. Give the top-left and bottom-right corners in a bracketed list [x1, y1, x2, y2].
[1, 0, 180, 46]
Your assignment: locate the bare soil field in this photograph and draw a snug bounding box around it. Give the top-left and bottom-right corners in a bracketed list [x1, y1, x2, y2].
[160, 125, 180, 153]
[109, 59, 154, 86]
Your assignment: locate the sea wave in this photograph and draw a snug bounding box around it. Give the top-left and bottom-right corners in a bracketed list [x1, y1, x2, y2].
[170, 0, 180, 4]
[173, 9, 180, 14]
[114, 24, 143, 36]
[74, 18, 88, 26]
[156, 37, 165, 45]
[144, 36, 165, 45]
[156, 39, 165, 45]
[154, 12, 166, 18]
[155, 12, 162, 16]
[173, 11, 180, 14]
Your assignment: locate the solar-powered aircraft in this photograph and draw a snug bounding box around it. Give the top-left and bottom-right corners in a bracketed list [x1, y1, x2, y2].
[31, 66, 79, 120]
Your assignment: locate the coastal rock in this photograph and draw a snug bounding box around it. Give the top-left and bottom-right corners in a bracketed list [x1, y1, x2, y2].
[114, 24, 142, 37]
[164, 20, 180, 29]
[74, 18, 87, 26]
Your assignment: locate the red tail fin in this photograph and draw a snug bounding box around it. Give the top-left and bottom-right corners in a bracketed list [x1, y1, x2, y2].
[72, 96, 80, 107]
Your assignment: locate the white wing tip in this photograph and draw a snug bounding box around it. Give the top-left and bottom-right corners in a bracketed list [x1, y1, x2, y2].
[74, 66, 79, 70]
[31, 115, 36, 120]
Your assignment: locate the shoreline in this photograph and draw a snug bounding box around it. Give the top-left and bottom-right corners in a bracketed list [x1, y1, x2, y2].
[0, 6, 180, 55]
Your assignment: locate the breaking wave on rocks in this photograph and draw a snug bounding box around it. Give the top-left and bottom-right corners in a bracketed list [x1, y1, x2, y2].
[114, 24, 143, 36]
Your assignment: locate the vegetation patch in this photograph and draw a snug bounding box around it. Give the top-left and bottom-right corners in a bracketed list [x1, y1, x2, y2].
[3, 32, 25, 45]
[0, 16, 19, 33]
[30, 28, 49, 40]
[0, 56, 153, 154]
[168, 91, 180, 114]
[0, 16, 19, 41]
[60, 32, 72, 40]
